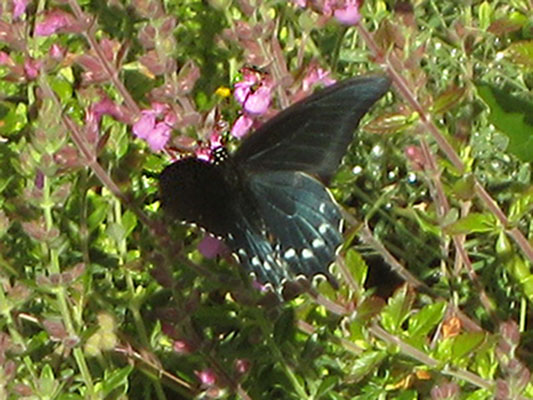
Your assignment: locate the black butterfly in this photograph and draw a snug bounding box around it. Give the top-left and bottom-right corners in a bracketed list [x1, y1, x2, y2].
[159, 75, 391, 290]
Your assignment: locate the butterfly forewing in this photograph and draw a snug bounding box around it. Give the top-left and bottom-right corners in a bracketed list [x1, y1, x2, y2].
[234, 75, 391, 183]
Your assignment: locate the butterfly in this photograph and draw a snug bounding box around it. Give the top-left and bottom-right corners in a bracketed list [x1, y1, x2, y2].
[159, 75, 391, 291]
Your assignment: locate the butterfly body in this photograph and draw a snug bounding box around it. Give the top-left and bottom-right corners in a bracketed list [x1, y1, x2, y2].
[159, 75, 391, 290]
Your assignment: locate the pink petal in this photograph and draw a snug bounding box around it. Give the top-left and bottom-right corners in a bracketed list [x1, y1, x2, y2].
[145, 122, 171, 152]
[132, 111, 156, 140]
[23, 59, 42, 80]
[230, 114, 254, 138]
[13, 0, 30, 19]
[198, 235, 227, 259]
[243, 85, 271, 115]
[334, 3, 361, 25]
[34, 10, 76, 36]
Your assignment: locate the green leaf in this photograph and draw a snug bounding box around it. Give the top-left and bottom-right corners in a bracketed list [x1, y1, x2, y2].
[274, 308, 295, 344]
[349, 350, 386, 380]
[101, 366, 134, 397]
[451, 332, 486, 360]
[476, 82, 533, 162]
[432, 85, 466, 114]
[504, 40, 533, 69]
[87, 195, 109, 232]
[408, 302, 446, 338]
[39, 363, 58, 397]
[381, 285, 415, 333]
[444, 212, 497, 235]
[50, 76, 73, 102]
[0, 102, 28, 135]
[396, 390, 418, 400]
[478, 1, 492, 30]
[345, 248, 368, 288]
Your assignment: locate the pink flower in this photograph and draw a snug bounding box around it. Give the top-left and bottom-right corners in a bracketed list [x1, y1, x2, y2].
[49, 43, 66, 60]
[198, 235, 228, 259]
[230, 114, 254, 138]
[233, 69, 260, 105]
[293, 0, 307, 7]
[132, 103, 175, 152]
[333, 0, 361, 25]
[13, 0, 30, 19]
[144, 122, 171, 152]
[302, 65, 336, 91]
[172, 340, 192, 354]
[0, 51, 14, 66]
[231, 71, 274, 138]
[34, 10, 77, 36]
[234, 359, 251, 375]
[243, 84, 272, 115]
[23, 58, 42, 80]
[195, 368, 217, 386]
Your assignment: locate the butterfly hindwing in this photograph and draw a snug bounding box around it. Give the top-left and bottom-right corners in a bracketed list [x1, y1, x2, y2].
[248, 171, 342, 282]
[234, 75, 391, 183]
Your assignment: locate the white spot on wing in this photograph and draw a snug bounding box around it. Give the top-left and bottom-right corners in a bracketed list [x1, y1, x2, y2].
[284, 248, 296, 259]
[312, 238, 325, 249]
[251, 256, 261, 267]
[238, 248, 247, 258]
[302, 249, 314, 259]
[263, 261, 272, 271]
[319, 203, 327, 214]
[318, 223, 330, 235]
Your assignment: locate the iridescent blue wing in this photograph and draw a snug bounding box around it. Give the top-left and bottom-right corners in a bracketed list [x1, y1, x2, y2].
[246, 171, 342, 283]
[234, 75, 391, 183]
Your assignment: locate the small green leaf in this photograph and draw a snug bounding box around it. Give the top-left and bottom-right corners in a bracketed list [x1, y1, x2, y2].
[477, 82, 533, 162]
[432, 85, 466, 114]
[274, 308, 295, 344]
[102, 366, 134, 398]
[349, 350, 386, 380]
[0, 102, 28, 135]
[87, 195, 108, 232]
[408, 302, 446, 338]
[504, 40, 533, 69]
[345, 248, 368, 288]
[444, 213, 497, 235]
[451, 332, 486, 360]
[478, 1, 492, 31]
[381, 285, 415, 333]
[50, 76, 73, 102]
[364, 112, 416, 134]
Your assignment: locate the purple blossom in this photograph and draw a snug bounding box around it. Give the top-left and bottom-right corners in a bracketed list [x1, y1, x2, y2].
[233, 69, 259, 105]
[231, 71, 273, 138]
[302, 65, 336, 91]
[13, 0, 30, 19]
[0, 51, 14, 66]
[198, 235, 228, 259]
[23, 58, 41, 80]
[231, 114, 254, 138]
[49, 43, 66, 60]
[34, 10, 77, 36]
[333, 0, 361, 25]
[243, 84, 272, 115]
[132, 103, 175, 152]
[195, 368, 217, 386]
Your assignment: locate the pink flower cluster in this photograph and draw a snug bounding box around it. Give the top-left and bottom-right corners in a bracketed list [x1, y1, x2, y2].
[230, 69, 274, 138]
[132, 103, 177, 152]
[293, 0, 361, 26]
